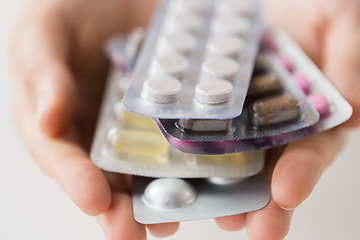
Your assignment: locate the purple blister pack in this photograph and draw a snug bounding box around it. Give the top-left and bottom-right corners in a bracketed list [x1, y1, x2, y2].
[153, 29, 352, 155]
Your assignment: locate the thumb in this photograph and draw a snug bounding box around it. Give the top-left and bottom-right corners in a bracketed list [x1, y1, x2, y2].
[11, 2, 76, 136]
[33, 61, 77, 137]
[322, 2, 360, 128]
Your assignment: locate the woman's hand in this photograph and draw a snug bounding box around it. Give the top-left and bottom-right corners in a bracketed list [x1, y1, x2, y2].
[216, 0, 360, 239]
[11, 0, 360, 239]
[11, 0, 179, 239]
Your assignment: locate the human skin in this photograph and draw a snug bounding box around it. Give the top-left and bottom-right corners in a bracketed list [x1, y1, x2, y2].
[10, 0, 360, 239]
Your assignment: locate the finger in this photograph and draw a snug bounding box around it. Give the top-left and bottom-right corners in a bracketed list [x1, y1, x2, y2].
[102, 172, 180, 238]
[215, 214, 246, 231]
[272, 128, 348, 210]
[33, 61, 77, 137]
[147, 222, 180, 238]
[96, 193, 147, 240]
[246, 198, 293, 240]
[11, 1, 76, 137]
[263, 0, 325, 65]
[13, 80, 111, 216]
[322, 1, 360, 128]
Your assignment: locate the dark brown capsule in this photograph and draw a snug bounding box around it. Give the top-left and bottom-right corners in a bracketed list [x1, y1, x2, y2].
[178, 119, 231, 132]
[248, 73, 283, 98]
[249, 94, 301, 127]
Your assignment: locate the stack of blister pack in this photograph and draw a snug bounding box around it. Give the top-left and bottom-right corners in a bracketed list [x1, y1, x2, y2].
[90, 0, 352, 224]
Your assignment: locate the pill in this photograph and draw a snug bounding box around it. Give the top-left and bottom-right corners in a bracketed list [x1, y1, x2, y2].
[249, 94, 301, 127]
[206, 177, 245, 185]
[164, 11, 203, 33]
[277, 54, 294, 72]
[191, 153, 247, 166]
[254, 53, 270, 74]
[202, 57, 239, 81]
[117, 75, 131, 94]
[248, 73, 283, 98]
[261, 34, 278, 52]
[149, 53, 189, 79]
[109, 128, 169, 158]
[292, 73, 311, 94]
[143, 76, 182, 103]
[207, 35, 244, 59]
[169, 0, 207, 14]
[217, 0, 254, 17]
[113, 102, 158, 130]
[307, 94, 330, 117]
[211, 15, 251, 37]
[195, 79, 233, 104]
[142, 178, 197, 211]
[178, 119, 231, 132]
[157, 31, 197, 56]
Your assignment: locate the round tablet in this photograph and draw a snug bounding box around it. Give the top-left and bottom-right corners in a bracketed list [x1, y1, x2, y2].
[157, 31, 197, 56]
[206, 177, 245, 185]
[195, 79, 233, 104]
[149, 53, 189, 79]
[211, 15, 251, 36]
[216, 0, 254, 17]
[307, 94, 330, 116]
[164, 11, 203, 33]
[117, 75, 131, 93]
[142, 178, 197, 211]
[207, 35, 244, 59]
[169, 0, 207, 14]
[143, 76, 182, 103]
[202, 57, 239, 81]
[292, 73, 311, 94]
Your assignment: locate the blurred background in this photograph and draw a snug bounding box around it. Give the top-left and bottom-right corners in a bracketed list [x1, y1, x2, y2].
[1, 0, 360, 239]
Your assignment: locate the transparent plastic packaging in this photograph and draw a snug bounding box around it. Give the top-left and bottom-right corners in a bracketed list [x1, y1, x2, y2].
[154, 29, 352, 154]
[90, 66, 265, 178]
[122, 0, 263, 119]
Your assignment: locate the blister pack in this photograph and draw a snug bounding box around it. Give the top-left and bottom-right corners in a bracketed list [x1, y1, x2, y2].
[153, 29, 352, 154]
[122, 0, 263, 119]
[90, 63, 265, 178]
[132, 174, 269, 224]
[91, 33, 270, 225]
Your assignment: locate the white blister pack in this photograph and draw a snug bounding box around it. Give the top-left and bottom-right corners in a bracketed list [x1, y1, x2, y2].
[132, 173, 269, 224]
[123, 0, 263, 119]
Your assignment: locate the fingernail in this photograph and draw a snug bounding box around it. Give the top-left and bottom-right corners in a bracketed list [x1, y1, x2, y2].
[280, 206, 295, 211]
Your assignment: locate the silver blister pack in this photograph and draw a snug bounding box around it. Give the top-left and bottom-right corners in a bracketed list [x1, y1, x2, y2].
[123, 0, 263, 119]
[90, 62, 265, 178]
[152, 29, 352, 154]
[132, 173, 270, 224]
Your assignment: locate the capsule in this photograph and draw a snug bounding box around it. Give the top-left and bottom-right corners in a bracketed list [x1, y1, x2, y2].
[178, 118, 231, 132]
[249, 94, 301, 127]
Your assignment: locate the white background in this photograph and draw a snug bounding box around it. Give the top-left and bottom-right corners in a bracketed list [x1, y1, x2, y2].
[1, 1, 360, 239]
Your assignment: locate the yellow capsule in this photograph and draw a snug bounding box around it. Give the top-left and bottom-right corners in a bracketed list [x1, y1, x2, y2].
[114, 103, 158, 130]
[111, 129, 169, 160]
[190, 152, 248, 166]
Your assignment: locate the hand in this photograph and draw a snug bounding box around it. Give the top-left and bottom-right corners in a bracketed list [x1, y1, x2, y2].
[11, 0, 179, 239]
[216, 0, 360, 239]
